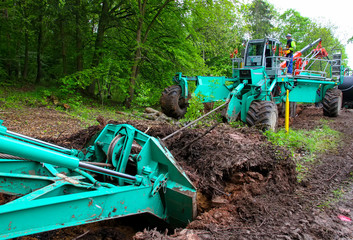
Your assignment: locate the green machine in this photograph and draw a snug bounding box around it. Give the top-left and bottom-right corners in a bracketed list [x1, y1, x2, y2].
[0, 120, 196, 239]
[161, 38, 344, 130]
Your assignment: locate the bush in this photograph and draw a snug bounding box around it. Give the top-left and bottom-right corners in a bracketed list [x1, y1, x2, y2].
[183, 93, 205, 121]
[265, 125, 340, 155]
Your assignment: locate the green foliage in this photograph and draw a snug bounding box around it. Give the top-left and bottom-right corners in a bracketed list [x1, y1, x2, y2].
[265, 125, 340, 155]
[0, 67, 8, 81]
[246, 0, 277, 38]
[183, 93, 205, 122]
[59, 58, 130, 106]
[277, 9, 312, 43]
[265, 124, 341, 182]
[318, 187, 345, 208]
[133, 82, 160, 107]
[0, 0, 349, 109]
[0, 86, 57, 109]
[59, 71, 91, 94]
[229, 120, 245, 128]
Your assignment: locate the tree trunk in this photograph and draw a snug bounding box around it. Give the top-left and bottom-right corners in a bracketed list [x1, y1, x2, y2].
[3, 9, 12, 78]
[75, 0, 83, 71]
[92, 0, 109, 66]
[88, 0, 109, 95]
[36, 13, 43, 83]
[16, 39, 21, 79]
[126, 0, 146, 108]
[23, 29, 29, 80]
[59, 16, 67, 75]
[125, 0, 171, 108]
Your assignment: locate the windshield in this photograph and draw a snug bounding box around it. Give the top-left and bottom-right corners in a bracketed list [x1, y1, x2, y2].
[245, 42, 264, 67]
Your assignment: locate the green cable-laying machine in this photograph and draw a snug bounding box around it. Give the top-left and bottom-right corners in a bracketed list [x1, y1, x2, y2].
[161, 38, 344, 130]
[0, 121, 196, 239]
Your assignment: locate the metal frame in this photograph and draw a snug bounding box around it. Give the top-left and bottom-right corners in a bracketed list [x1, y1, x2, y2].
[0, 121, 197, 239]
[169, 37, 343, 124]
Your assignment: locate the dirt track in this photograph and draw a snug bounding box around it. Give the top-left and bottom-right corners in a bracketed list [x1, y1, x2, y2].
[1, 106, 353, 239]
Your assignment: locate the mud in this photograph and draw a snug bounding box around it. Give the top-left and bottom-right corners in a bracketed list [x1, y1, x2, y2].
[40, 121, 298, 239]
[1, 106, 353, 239]
[133, 107, 353, 240]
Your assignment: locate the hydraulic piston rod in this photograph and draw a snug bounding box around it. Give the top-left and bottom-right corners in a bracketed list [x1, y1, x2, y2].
[78, 162, 136, 181]
[0, 131, 137, 182]
[6, 130, 71, 152]
[299, 38, 322, 54]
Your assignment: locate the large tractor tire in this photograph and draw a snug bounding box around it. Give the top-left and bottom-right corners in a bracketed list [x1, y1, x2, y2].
[246, 101, 261, 126]
[246, 101, 278, 131]
[338, 75, 353, 102]
[323, 88, 343, 117]
[160, 85, 189, 119]
[278, 102, 297, 118]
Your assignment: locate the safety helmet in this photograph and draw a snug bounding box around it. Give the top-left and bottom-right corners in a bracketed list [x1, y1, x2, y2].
[286, 34, 292, 37]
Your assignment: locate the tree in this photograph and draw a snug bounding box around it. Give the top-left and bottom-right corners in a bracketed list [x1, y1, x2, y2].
[246, 0, 276, 39]
[276, 9, 312, 47]
[181, 0, 240, 76]
[75, 0, 84, 71]
[125, 0, 173, 108]
[88, 0, 133, 95]
[0, 0, 347, 107]
[34, 0, 46, 83]
[276, 9, 346, 60]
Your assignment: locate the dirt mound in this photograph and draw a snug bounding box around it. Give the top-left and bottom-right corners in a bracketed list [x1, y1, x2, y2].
[45, 117, 296, 202]
[167, 127, 295, 199]
[133, 109, 353, 240]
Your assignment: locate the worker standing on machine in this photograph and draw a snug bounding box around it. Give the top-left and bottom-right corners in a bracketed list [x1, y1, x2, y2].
[285, 34, 296, 74]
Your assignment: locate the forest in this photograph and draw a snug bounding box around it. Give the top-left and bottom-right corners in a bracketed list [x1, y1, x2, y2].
[0, 0, 348, 108]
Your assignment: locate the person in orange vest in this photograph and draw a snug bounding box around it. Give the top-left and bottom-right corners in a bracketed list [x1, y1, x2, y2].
[285, 34, 296, 74]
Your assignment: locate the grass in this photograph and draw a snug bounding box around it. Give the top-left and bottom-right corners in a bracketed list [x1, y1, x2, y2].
[317, 187, 345, 208]
[0, 85, 146, 127]
[265, 124, 341, 182]
[317, 171, 353, 208]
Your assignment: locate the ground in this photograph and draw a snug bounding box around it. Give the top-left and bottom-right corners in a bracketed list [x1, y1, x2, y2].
[1, 105, 353, 240]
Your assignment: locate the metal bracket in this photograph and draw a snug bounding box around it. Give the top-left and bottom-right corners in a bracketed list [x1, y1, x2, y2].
[151, 173, 169, 196]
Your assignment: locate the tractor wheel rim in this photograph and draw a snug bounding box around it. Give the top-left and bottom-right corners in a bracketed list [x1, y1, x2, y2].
[269, 111, 277, 130]
[338, 94, 342, 113]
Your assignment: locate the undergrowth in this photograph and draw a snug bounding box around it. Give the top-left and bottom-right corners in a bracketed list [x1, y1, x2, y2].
[180, 93, 227, 127]
[265, 124, 341, 182]
[182, 93, 205, 122]
[0, 86, 144, 126]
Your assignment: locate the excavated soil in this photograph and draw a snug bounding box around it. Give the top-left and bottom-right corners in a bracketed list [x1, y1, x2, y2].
[1, 105, 353, 239]
[135, 106, 353, 240]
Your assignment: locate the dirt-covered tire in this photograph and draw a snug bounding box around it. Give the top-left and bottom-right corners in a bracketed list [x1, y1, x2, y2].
[278, 102, 297, 118]
[246, 101, 262, 126]
[246, 101, 278, 131]
[323, 88, 342, 117]
[160, 85, 189, 119]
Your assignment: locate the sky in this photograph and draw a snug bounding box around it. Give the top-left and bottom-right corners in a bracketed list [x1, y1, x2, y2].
[265, 0, 353, 69]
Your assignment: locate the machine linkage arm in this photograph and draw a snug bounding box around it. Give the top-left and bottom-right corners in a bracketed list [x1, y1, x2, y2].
[281, 38, 322, 69]
[0, 120, 138, 183]
[299, 38, 322, 55]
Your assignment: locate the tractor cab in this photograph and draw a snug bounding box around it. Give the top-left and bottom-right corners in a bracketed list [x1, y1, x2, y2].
[232, 38, 283, 84]
[244, 38, 283, 75]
